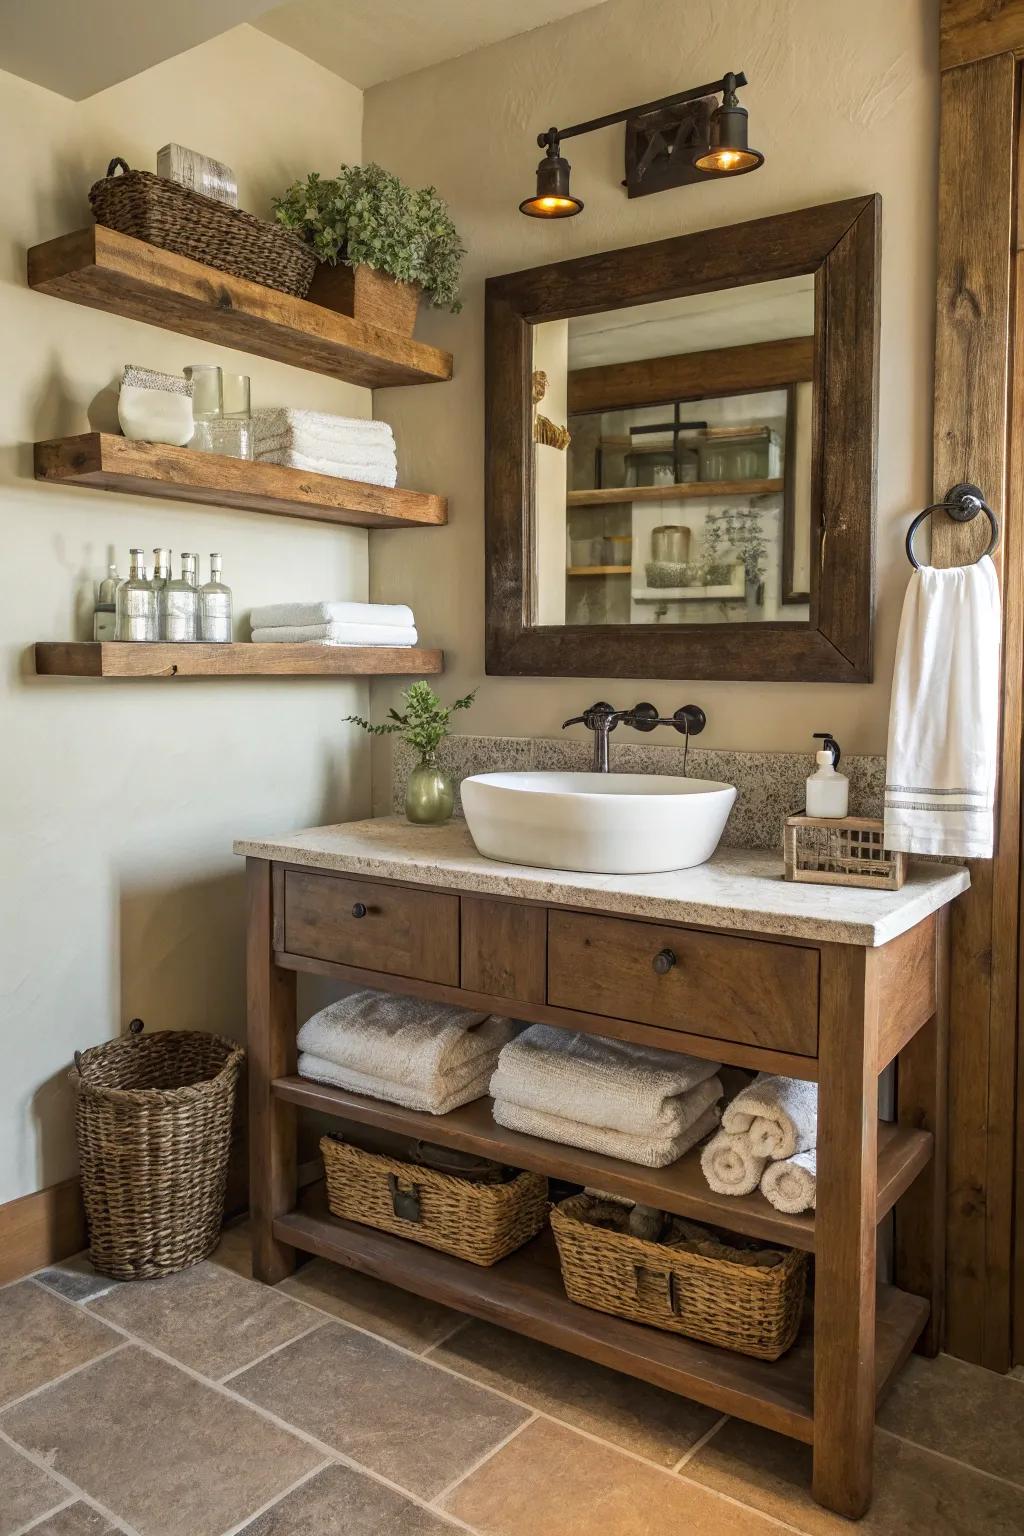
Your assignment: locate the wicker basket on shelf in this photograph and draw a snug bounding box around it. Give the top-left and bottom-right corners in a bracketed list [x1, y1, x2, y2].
[549, 1194, 808, 1360]
[89, 158, 317, 297]
[70, 1019, 245, 1281]
[784, 814, 907, 890]
[321, 1135, 548, 1266]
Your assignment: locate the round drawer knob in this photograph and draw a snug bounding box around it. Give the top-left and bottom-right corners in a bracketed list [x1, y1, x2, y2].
[351, 902, 368, 919]
[652, 948, 676, 975]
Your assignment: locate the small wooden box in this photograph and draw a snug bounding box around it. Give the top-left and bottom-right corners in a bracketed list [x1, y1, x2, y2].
[783, 815, 907, 891]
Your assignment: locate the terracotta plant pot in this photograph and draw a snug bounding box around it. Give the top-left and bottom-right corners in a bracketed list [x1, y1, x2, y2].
[306, 262, 422, 336]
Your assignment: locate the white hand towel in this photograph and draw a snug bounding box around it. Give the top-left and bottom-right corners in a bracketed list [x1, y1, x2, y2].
[251, 623, 418, 646]
[255, 447, 398, 488]
[251, 601, 415, 630]
[492, 1099, 721, 1169]
[760, 1149, 817, 1213]
[298, 1051, 493, 1115]
[489, 1025, 721, 1137]
[296, 992, 517, 1090]
[700, 1130, 767, 1196]
[721, 1074, 818, 1160]
[252, 407, 395, 445]
[884, 555, 1001, 857]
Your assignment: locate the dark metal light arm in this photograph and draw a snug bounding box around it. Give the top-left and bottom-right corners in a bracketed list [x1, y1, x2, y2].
[536, 71, 748, 148]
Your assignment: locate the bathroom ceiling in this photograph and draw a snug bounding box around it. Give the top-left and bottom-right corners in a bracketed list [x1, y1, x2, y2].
[254, 0, 609, 89]
[0, 0, 607, 99]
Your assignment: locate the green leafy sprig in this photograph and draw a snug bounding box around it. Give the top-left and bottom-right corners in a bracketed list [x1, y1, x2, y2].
[344, 681, 476, 759]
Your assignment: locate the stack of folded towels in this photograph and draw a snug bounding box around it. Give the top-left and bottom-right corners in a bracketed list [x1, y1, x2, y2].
[252, 408, 398, 488]
[250, 600, 417, 647]
[297, 991, 519, 1114]
[700, 1074, 818, 1213]
[489, 1026, 723, 1168]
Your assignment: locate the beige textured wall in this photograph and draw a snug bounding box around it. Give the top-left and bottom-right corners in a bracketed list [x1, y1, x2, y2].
[364, 0, 938, 805]
[0, 27, 367, 1203]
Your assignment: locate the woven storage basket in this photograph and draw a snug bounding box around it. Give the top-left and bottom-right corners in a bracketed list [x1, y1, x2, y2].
[89, 158, 317, 297]
[70, 1020, 245, 1281]
[550, 1194, 808, 1360]
[321, 1135, 548, 1266]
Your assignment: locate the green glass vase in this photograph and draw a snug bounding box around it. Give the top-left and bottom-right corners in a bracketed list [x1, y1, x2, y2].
[405, 754, 455, 825]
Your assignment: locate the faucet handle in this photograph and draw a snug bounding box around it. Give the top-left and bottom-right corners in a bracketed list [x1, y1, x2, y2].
[561, 715, 587, 729]
[562, 701, 620, 733]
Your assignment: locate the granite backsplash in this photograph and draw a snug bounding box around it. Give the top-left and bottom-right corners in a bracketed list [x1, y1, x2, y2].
[391, 736, 886, 853]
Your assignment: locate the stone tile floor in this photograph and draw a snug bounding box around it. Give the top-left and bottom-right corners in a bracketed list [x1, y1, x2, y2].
[1, 1221, 1022, 1536]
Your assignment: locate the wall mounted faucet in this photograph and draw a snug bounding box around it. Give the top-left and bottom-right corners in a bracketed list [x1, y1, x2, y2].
[561, 700, 706, 773]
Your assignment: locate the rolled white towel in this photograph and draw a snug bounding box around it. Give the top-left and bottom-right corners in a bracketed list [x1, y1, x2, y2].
[489, 1025, 721, 1138]
[760, 1149, 817, 1213]
[700, 1129, 768, 1196]
[255, 447, 398, 488]
[492, 1099, 721, 1169]
[251, 623, 418, 646]
[721, 1073, 818, 1161]
[251, 601, 415, 630]
[298, 1051, 493, 1115]
[297, 992, 517, 1090]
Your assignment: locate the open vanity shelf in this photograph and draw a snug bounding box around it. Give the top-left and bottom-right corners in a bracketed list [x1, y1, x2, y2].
[27, 227, 453, 388]
[34, 435, 447, 530]
[34, 642, 442, 678]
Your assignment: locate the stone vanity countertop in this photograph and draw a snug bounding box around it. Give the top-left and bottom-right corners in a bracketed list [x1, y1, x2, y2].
[234, 816, 970, 947]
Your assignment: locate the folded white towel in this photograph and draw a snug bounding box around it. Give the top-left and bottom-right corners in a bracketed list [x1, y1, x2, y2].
[252, 623, 418, 646]
[251, 601, 415, 630]
[252, 407, 395, 445]
[884, 555, 1001, 857]
[760, 1149, 817, 1213]
[492, 1099, 721, 1169]
[298, 1051, 493, 1115]
[700, 1129, 768, 1196]
[721, 1074, 818, 1161]
[255, 447, 398, 488]
[297, 992, 517, 1088]
[489, 1025, 721, 1137]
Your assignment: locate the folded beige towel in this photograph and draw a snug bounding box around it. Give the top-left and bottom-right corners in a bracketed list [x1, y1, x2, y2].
[700, 1129, 768, 1196]
[492, 1098, 721, 1169]
[760, 1149, 817, 1213]
[489, 1025, 721, 1137]
[297, 992, 517, 1091]
[297, 1050, 492, 1115]
[721, 1073, 818, 1160]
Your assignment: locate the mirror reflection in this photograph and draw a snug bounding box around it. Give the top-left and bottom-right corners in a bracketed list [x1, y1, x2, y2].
[532, 275, 814, 628]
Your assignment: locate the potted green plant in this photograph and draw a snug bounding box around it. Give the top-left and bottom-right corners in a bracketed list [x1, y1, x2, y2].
[344, 681, 476, 824]
[272, 163, 464, 336]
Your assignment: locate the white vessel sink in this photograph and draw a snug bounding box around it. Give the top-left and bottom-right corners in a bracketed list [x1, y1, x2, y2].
[461, 771, 737, 875]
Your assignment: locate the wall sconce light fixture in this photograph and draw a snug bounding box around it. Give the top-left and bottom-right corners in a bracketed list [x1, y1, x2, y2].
[519, 70, 762, 219]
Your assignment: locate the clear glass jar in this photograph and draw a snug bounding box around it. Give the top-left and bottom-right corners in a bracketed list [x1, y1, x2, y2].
[115, 549, 157, 641]
[162, 553, 198, 642]
[199, 553, 232, 642]
[186, 364, 222, 453]
[217, 372, 252, 460]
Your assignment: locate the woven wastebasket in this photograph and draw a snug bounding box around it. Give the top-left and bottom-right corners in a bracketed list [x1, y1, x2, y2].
[70, 1019, 245, 1280]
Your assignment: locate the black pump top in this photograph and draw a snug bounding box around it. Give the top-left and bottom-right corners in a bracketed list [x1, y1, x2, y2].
[813, 732, 841, 768]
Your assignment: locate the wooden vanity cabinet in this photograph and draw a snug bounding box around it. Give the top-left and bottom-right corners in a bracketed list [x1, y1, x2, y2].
[248, 860, 950, 1521]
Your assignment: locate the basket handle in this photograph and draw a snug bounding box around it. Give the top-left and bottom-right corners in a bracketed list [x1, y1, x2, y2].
[633, 1263, 682, 1315]
[106, 157, 131, 178]
[388, 1173, 422, 1223]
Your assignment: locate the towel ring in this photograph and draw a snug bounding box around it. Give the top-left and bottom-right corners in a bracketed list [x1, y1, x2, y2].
[905, 482, 999, 570]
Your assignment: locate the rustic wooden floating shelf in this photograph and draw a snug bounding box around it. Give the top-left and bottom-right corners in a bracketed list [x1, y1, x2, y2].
[274, 1076, 932, 1255]
[34, 642, 443, 679]
[34, 435, 447, 531]
[567, 478, 784, 507]
[26, 226, 453, 389]
[277, 1187, 928, 1443]
[565, 564, 632, 577]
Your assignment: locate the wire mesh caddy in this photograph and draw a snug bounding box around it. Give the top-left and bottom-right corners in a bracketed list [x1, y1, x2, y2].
[70, 1019, 245, 1280]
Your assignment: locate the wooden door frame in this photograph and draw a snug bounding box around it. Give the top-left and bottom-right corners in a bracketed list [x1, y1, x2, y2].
[935, 2, 1023, 1371]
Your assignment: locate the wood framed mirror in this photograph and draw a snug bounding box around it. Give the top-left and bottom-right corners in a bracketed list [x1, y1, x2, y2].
[485, 195, 879, 681]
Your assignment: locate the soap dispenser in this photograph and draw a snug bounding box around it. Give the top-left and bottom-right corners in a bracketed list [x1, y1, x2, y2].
[806, 732, 849, 818]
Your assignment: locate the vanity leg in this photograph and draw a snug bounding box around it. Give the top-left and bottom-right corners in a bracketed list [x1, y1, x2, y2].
[247, 858, 298, 1285]
[812, 944, 879, 1519]
[894, 907, 950, 1355]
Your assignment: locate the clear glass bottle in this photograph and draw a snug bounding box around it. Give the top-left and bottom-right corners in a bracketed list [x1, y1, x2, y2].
[199, 553, 233, 642]
[97, 563, 119, 606]
[94, 562, 119, 640]
[115, 549, 157, 641]
[162, 553, 198, 642]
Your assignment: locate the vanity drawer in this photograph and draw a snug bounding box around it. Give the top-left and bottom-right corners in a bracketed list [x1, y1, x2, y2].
[280, 869, 459, 985]
[546, 911, 819, 1056]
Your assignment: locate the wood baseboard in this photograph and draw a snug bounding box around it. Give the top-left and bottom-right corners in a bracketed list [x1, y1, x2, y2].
[0, 1177, 87, 1284]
